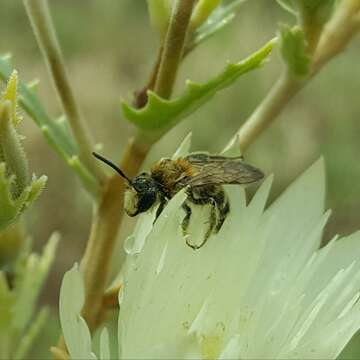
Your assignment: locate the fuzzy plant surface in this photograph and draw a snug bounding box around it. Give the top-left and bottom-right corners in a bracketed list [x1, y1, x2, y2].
[59, 137, 360, 359]
[0, 71, 47, 231]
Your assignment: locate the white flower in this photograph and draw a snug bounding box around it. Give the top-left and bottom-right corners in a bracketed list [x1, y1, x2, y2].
[60, 138, 360, 359]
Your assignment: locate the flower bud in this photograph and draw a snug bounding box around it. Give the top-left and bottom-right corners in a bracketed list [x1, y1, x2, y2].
[0, 70, 47, 231]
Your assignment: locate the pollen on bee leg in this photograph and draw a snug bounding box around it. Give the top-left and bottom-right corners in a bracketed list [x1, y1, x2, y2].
[124, 187, 139, 216]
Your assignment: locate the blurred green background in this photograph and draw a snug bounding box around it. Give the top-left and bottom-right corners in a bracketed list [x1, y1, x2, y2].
[1, 0, 360, 357]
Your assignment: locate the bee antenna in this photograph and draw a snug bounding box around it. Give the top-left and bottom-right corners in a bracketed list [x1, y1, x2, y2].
[92, 152, 131, 183]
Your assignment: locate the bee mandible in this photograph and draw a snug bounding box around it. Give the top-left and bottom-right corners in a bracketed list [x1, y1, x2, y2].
[93, 152, 264, 249]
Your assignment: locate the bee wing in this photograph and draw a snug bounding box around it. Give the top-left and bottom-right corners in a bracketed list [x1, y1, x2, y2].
[176, 154, 264, 188]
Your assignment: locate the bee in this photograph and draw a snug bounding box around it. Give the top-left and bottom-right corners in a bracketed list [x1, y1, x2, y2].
[93, 152, 264, 249]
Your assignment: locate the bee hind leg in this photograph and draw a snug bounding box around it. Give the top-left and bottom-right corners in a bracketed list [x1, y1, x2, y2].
[181, 202, 192, 235]
[213, 190, 230, 233]
[183, 187, 218, 249]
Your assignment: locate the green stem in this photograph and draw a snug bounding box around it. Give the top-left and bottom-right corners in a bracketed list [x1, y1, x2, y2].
[79, 133, 151, 331]
[23, 0, 105, 183]
[225, 1, 360, 153]
[133, 46, 164, 109]
[154, 0, 197, 98]
[224, 72, 304, 153]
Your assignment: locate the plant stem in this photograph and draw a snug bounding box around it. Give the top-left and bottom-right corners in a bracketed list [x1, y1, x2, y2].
[53, 134, 151, 358]
[133, 46, 163, 108]
[312, 0, 360, 72]
[23, 0, 105, 183]
[225, 1, 360, 153]
[80, 135, 150, 331]
[154, 0, 197, 99]
[224, 72, 304, 153]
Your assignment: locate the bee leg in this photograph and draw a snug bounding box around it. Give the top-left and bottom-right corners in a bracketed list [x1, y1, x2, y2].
[184, 189, 218, 250]
[182, 201, 192, 230]
[213, 190, 230, 233]
[185, 199, 217, 250]
[153, 196, 167, 224]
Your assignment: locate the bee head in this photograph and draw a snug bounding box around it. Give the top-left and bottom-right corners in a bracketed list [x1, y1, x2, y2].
[124, 173, 159, 216]
[92, 152, 159, 217]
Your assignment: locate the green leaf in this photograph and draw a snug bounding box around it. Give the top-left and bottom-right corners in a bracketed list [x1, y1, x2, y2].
[279, 24, 311, 76]
[0, 97, 29, 199]
[60, 264, 97, 360]
[190, 0, 221, 30]
[188, 0, 248, 51]
[121, 38, 275, 132]
[0, 56, 77, 158]
[0, 163, 23, 230]
[12, 233, 59, 332]
[0, 56, 99, 197]
[13, 307, 49, 360]
[0, 163, 47, 231]
[67, 155, 99, 196]
[20, 175, 47, 211]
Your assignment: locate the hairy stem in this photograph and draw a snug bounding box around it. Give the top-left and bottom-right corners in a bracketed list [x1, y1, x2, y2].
[154, 0, 197, 98]
[23, 0, 105, 183]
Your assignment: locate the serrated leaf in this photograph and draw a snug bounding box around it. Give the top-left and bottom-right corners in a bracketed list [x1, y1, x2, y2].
[279, 24, 311, 76]
[187, 0, 247, 52]
[60, 264, 97, 360]
[122, 38, 275, 132]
